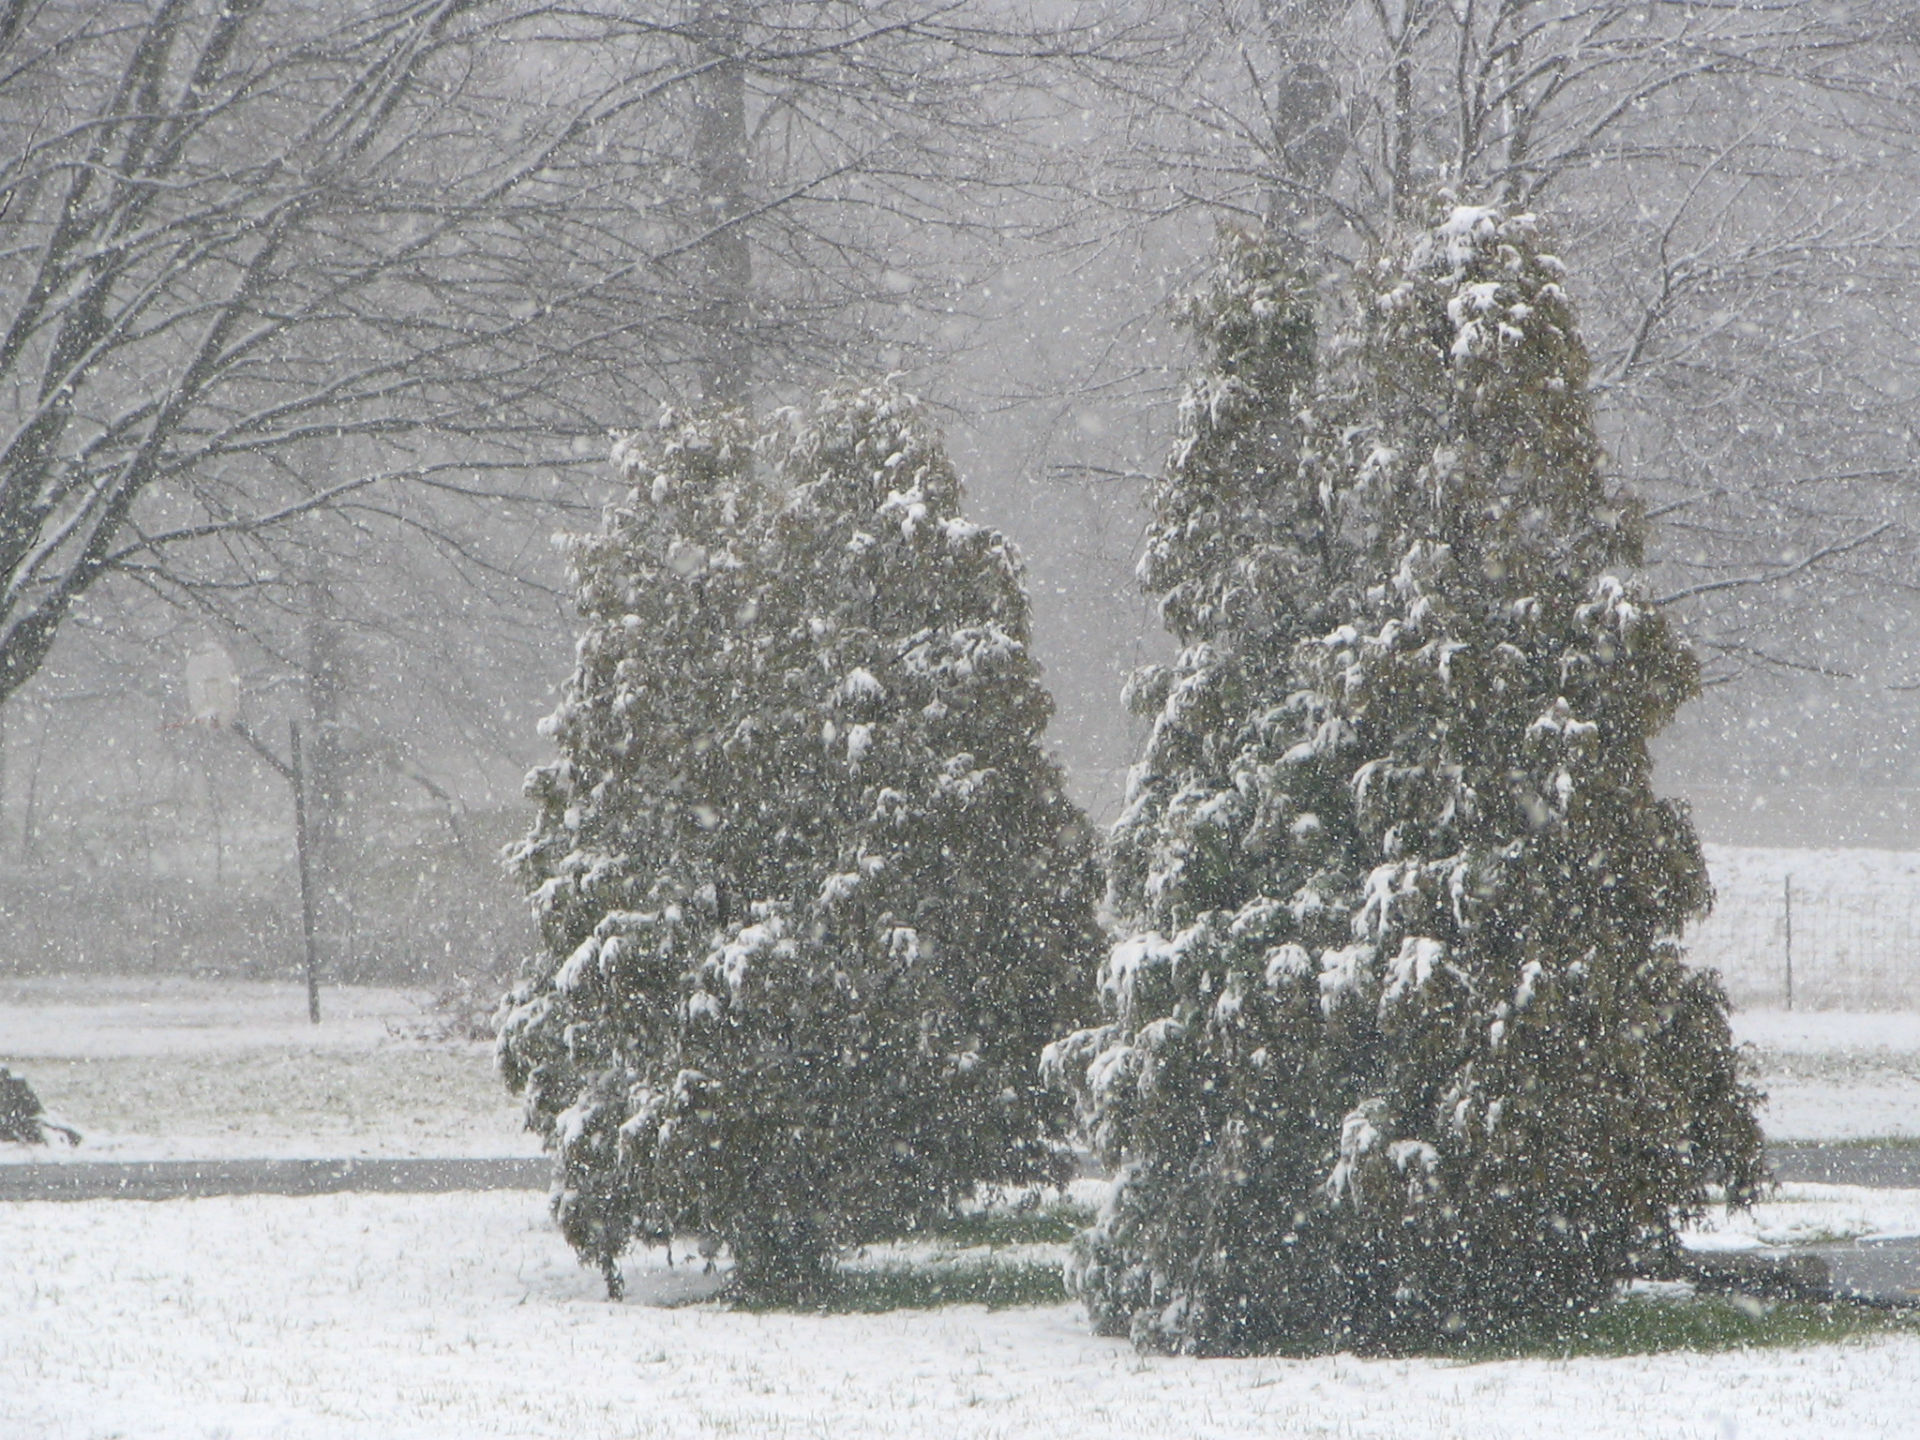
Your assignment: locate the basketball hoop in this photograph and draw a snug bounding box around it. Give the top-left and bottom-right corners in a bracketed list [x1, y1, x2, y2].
[184, 643, 238, 729]
[178, 639, 321, 1022]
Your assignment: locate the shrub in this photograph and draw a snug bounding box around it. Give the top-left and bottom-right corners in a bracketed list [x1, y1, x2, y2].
[499, 388, 1100, 1299]
[1048, 205, 1763, 1354]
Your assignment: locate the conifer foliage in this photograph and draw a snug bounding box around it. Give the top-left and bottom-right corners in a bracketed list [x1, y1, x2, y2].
[498, 387, 1099, 1300]
[0, 1066, 78, 1146]
[1048, 205, 1762, 1353]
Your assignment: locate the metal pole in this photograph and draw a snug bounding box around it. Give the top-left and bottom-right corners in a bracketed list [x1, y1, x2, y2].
[1783, 875, 1793, 1013]
[291, 718, 321, 1024]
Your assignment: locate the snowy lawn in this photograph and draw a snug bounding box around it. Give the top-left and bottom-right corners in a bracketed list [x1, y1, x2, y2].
[5, 978, 1920, 1436]
[5, 1189, 1920, 1440]
[3, 978, 1919, 1155]
[0, 976, 534, 1161]
[0, 974, 445, 1056]
[1687, 1183, 1920, 1249]
[1730, 1010, 1920, 1143]
[1693, 845, 1920, 1011]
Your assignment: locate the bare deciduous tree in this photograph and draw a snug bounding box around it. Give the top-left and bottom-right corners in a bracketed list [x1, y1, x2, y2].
[1062, 0, 1920, 694]
[0, 0, 1102, 711]
[0, 0, 1131, 978]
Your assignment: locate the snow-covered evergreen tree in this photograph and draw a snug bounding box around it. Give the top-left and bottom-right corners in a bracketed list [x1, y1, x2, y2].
[499, 387, 1099, 1299]
[1044, 227, 1352, 1351]
[1049, 205, 1762, 1353]
[1108, 228, 1329, 924]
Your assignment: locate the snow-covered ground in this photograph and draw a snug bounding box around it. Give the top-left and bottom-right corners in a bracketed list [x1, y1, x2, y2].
[1734, 1012, 1920, 1054]
[0, 977, 537, 1162]
[0, 974, 440, 1057]
[5, 976, 1920, 1436]
[3, 1189, 1917, 1440]
[4, 977, 1918, 1157]
[1688, 1183, 1920, 1250]
[1731, 1010, 1920, 1142]
[1692, 845, 1920, 1012]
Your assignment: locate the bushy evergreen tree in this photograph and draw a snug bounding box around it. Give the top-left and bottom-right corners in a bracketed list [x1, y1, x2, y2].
[499, 387, 1099, 1300]
[1048, 205, 1763, 1353]
[1045, 228, 1350, 1351]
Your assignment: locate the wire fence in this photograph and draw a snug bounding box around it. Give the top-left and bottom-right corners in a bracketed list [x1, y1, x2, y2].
[1684, 848, 1920, 1012]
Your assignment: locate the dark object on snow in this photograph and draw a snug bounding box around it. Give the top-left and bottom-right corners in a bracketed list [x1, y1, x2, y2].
[0, 1066, 79, 1145]
[1680, 1250, 1832, 1304]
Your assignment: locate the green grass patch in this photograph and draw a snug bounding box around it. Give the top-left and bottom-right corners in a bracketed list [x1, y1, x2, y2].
[728, 1259, 1068, 1314]
[706, 1199, 1091, 1314]
[1464, 1295, 1920, 1360]
[919, 1200, 1094, 1249]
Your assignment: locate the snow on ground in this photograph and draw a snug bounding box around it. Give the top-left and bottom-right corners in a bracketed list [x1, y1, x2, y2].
[1733, 1012, 1920, 1054]
[0, 977, 537, 1162]
[1730, 1010, 1920, 1142]
[1692, 845, 1920, 1012]
[4, 979, 1918, 1155]
[1686, 1184, 1920, 1251]
[0, 974, 441, 1056]
[0, 1102, 540, 1163]
[5, 976, 1920, 1435]
[5, 1190, 1918, 1440]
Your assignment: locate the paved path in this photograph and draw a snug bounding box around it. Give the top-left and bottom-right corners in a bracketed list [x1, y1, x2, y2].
[1809, 1236, 1920, 1304]
[1767, 1142, 1920, 1189]
[0, 1156, 547, 1202]
[1760, 1144, 1920, 1305]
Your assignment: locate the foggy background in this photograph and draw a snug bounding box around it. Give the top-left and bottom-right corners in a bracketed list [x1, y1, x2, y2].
[2, 0, 1916, 993]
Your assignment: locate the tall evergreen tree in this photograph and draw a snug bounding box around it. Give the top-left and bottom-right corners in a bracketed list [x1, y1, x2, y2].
[1050, 204, 1762, 1353]
[499, 386, 1099, 1299]
[1046, 228, 1351, 1351]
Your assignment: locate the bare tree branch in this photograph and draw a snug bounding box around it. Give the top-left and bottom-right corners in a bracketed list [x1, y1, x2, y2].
[1655, 522, 1894, 606]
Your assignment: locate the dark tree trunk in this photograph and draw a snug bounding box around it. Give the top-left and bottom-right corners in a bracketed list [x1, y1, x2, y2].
[690, 1, 753, 408]
[302, 564, 352, 980]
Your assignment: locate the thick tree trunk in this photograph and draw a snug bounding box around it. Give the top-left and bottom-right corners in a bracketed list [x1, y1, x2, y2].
[1258, 0, 1349, 245]
[690, 1, 752, 407]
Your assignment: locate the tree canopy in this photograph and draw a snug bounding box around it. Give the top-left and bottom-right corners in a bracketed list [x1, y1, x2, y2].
[499, 385, 1101, 1298]
[1049, 202, 1763, 1354]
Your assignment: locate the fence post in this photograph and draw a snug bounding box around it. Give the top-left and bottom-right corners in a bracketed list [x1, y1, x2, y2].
[291, 719, 322, 1025]
[1783, 875, 1793, 1013]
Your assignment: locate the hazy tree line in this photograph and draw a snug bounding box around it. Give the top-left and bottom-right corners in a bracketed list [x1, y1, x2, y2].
[0, 0, 1113, 982]
[2, 0, 1917, 987]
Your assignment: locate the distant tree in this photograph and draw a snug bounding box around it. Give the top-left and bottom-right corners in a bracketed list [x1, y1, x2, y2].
[1050, 203, 1763, 1354]
[498, 386, 1100, 1299]
[0, 0, 1101, 705]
